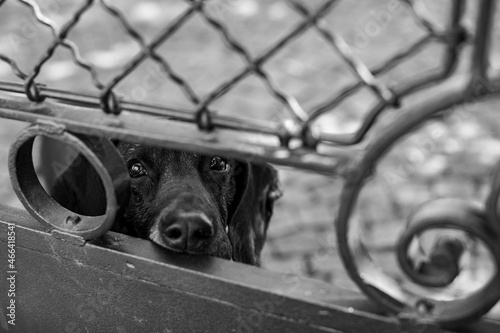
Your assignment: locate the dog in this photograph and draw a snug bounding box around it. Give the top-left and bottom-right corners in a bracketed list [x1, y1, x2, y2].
[50, 138, 281, 265]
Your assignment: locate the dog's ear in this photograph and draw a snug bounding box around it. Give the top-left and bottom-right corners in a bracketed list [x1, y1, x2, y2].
[228, 161, 282, 265]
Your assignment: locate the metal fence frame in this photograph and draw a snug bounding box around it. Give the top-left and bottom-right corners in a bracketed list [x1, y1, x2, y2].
[1, 0, 500, 331]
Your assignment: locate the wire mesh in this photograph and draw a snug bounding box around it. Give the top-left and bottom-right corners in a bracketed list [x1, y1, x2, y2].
[0, 0, 477, 153]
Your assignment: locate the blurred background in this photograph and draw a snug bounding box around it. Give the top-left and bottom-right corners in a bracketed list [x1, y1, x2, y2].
[1, 0, 500, 312]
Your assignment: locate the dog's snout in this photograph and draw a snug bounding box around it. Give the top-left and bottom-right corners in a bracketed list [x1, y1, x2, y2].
[161, 213, 214, 252]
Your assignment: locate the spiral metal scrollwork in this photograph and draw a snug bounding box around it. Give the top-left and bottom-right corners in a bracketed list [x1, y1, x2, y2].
[336, 73, 500, 326]
[397, 198, 500, 323]
[338, 149, 500, 326]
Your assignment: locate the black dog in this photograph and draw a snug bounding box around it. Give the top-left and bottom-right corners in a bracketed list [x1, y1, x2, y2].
[50, 140, 281, 265]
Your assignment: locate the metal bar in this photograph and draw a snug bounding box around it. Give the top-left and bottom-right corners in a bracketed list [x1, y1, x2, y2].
[0, 81, 278, 136]
[470, 0, 496, 80]
[0, 92, 354, 175]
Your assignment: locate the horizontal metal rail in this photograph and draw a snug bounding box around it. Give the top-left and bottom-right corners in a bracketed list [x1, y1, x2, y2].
[0, 91, 355, 174]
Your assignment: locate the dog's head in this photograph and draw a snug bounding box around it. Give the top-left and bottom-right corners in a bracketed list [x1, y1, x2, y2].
[52, 141, 281, 265]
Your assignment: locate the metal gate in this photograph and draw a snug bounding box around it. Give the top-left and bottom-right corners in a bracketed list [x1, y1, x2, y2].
[0, 0, 499, 332]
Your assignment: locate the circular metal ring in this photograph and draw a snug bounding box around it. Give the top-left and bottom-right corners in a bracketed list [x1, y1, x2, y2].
[9, 124, 129, 240]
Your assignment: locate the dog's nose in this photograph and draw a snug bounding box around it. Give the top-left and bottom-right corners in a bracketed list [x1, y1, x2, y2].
[161, 213, 214, 252]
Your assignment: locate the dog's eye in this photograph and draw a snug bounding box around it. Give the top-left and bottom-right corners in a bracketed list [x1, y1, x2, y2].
[210, 156, 229, 172]
[129, 162, 147, 178]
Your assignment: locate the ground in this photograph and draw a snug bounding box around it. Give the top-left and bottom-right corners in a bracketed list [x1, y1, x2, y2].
[1, 0, 500, 317]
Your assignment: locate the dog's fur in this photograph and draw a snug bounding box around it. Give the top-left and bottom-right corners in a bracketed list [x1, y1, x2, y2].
[50, 139, 281, 265]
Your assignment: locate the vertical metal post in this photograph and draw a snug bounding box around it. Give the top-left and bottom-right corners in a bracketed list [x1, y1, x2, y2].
[470, 0, 496, 80]
[440, 0, 466, 75]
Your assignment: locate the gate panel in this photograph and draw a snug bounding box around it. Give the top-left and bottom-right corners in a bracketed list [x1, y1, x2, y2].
[0, 204, 453, 333]
[0, 0, 500, 331]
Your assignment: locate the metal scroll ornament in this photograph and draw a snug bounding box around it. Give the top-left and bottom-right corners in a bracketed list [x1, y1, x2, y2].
[336, 115, 500, 326]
